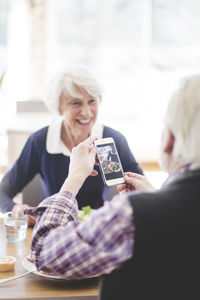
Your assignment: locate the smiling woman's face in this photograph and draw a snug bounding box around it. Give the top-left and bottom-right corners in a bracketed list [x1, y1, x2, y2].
[59, 90, 99, 142]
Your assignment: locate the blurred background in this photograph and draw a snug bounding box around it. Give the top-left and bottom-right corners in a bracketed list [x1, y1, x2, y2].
[1, 0, 200, 188]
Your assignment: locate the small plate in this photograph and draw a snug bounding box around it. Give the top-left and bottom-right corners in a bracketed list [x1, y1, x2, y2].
[22, 256, 98, 281]
[22, 256, 65, 280]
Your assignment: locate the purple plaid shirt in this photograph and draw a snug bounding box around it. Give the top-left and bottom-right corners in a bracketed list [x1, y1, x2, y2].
[26, 191, 134, 279]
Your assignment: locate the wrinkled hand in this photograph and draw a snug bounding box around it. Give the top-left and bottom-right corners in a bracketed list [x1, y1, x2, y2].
[60, 136, 98, 196]
[117, 172, 154, 193]
[12, 204, 36, 227]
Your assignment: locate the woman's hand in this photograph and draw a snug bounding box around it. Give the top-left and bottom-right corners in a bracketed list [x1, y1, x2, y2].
[60, 136, 98, 196]
[12, 204, 36, 227]
[117, 172, 154, 193]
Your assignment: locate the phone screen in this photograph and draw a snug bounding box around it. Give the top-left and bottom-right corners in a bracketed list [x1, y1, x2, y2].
[96, 142, 124, 181]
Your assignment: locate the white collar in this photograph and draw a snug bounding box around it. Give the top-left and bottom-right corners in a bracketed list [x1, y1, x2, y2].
[46, 116, 104, 156]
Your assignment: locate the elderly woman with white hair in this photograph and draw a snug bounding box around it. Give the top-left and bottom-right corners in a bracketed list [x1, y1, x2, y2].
[0, 66, 143, 225]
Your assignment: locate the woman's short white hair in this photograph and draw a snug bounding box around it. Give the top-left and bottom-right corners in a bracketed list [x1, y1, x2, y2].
[44, 66, 103, 114]
[166, 74, 200, 168]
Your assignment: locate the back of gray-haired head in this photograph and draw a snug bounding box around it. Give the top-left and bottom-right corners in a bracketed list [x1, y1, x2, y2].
[166, 74, 200, 169]
[44, 66, 103, 114]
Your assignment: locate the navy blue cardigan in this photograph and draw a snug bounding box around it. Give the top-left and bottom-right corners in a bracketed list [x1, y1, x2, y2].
[0, 125, 143, 212]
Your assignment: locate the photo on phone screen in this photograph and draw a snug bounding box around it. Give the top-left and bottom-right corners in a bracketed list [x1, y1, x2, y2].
[95, 138, 125, 186]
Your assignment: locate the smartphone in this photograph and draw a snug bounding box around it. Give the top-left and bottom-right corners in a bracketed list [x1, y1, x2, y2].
[94, 137, 125, 186]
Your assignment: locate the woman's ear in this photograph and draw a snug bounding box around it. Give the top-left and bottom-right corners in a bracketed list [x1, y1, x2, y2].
[58, 105, 63, 115]
[163, 128, 175, 154]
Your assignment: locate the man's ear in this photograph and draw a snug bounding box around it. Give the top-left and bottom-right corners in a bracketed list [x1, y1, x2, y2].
[163, 129, 175, 154]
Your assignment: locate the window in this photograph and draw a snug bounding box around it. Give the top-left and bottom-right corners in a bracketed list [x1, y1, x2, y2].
[0, 0, 10, 76]
[45, 0, 200, 157]
[1, 0, 200, 166]
[0, 0, 11, 169]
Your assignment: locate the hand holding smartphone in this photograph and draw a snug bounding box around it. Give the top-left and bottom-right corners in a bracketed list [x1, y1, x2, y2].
[94, 137, 125, 186]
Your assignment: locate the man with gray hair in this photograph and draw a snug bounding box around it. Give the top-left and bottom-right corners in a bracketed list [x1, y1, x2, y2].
[27, 75, 200, 300]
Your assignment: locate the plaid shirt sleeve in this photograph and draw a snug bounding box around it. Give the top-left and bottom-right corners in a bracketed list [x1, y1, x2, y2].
[26, 191, 134, 280]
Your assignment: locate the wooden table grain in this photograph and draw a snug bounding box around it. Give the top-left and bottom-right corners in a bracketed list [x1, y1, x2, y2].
[0, 218, 99, 299]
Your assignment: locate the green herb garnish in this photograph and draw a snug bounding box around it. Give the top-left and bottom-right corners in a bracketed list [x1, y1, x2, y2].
[78, 205, 92, 221]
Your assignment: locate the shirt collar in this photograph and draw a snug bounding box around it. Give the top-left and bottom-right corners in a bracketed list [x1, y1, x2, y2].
[46, 116, 104, 156]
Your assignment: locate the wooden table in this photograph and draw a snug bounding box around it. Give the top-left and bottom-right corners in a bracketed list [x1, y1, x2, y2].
[0, 218, 99, 299]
